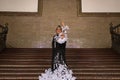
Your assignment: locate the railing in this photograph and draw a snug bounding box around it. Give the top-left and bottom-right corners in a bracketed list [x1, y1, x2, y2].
[0, 23, 8, 52]
[110, 23, 120, 53]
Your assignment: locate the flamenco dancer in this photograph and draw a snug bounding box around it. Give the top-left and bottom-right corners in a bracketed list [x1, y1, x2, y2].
[39, 21, 76, 80]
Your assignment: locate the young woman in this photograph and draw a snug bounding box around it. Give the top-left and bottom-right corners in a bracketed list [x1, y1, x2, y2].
[52, 25, 67, 71]
[39, 23, 76, 80]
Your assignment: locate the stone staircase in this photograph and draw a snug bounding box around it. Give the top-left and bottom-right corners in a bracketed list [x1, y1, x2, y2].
[0, 48, 120, 80]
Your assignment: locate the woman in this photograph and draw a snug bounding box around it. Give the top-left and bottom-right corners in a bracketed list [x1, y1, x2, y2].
[52, 25, 67, 71]
[39, 23, 76, 80]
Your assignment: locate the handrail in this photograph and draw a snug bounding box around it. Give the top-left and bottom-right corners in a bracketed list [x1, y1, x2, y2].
[0, 23, 8, 52]
[110, 23, 120, 53]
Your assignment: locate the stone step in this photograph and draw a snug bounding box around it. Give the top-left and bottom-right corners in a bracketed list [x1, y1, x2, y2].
[1, 59, 120, 62]
[1, 61, 120, 65]
[0, 67, 120, 70]
[0, 48, 120, 80]
[0, 76, 120, 80]
[0, 64, 120, 68]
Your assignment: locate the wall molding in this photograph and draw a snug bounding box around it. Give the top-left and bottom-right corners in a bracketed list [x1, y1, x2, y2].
[0, 0, 43, 16]
[77, 0, 120, 17]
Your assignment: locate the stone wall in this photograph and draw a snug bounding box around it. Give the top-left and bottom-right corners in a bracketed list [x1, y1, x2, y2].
[0, 0, 120, 48]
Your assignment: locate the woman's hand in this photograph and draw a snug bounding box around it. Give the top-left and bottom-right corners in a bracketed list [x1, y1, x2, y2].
[61, 21, 65, 26]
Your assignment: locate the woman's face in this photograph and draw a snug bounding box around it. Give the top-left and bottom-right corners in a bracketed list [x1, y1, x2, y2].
[56, 27, 62, 34]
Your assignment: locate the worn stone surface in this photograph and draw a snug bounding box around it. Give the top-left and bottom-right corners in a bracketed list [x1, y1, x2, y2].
[0, 0, 120, 48]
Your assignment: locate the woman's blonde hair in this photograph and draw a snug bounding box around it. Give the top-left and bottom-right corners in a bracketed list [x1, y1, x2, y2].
[56, 25, 62, 31]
